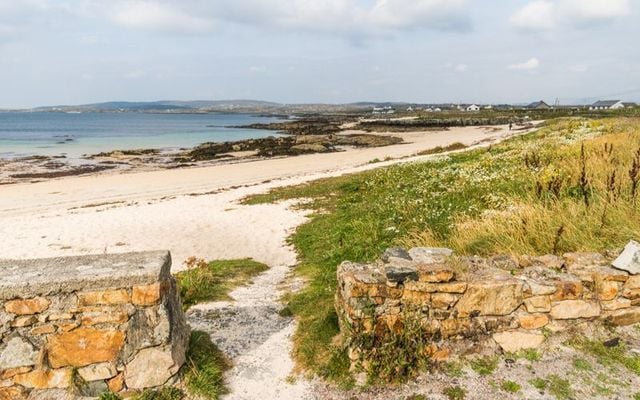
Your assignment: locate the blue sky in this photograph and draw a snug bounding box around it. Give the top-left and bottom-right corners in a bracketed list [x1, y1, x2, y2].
[0, 0, 638, 108]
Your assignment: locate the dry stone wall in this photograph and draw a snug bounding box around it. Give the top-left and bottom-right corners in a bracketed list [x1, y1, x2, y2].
[0, 251, 189, 399]
[336, 243, 640, 368]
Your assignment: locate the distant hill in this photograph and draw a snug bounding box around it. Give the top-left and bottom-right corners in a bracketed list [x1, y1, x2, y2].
[32, 100, 286, 113]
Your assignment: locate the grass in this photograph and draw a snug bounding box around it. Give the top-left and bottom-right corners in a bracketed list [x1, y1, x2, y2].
[573, 357, 592, 371]
[469, 356, 498, 376]
[443, 385, 466, 400]
[500, 380, 521, 393]
[135, 387, 184, 400]
[183, 330, 230, 399]
[175, 257, 268, 308]
[243, 117, 640, 382]
[529, 377, 547, 391]
[547, 375, 573, 400]
[569, 337, 640, 375]
[417, 142, 468, 155]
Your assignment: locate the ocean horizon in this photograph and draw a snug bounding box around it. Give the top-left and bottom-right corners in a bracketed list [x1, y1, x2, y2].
[0, 112, 283, 160]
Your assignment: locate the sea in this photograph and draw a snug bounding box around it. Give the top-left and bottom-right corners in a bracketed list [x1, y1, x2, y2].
[0, 112, 284, 160]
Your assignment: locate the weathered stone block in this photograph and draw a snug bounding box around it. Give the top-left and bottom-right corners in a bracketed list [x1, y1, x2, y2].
[132, 283, 161, 306]
[455, 280, 523, 317]
[0, 337, 37, 369]
[622, 275, 640, 299]
[0, 386, 26, 400]
[4, 298, 50, 316]
[550, 300, 600, 320]
[595, 280, 618, 301]
[78, 289, 130, 306]
[524, 296, 551, 313]
[124, 347, 178, 389]
[518, 314, 549, 330]
[493, 331, 545, 352]
[13, 368, 72, 389]
[408, 247, 453, 264]
[524, 280, 557, 296]
[601, 298, 632, 311]
[416, 264, 455, 283]
[551, 281, 583, 301]
[612, 240, 640, 275]
[607, 307, 640, 326]
[77, 362, 117, 381]
[47, 328, 125, 368]
[430, 293, 459, 310]
[80, 310, 129, 326]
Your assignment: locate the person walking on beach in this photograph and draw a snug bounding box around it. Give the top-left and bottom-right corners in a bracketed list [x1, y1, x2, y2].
[509, 122, 512, 131]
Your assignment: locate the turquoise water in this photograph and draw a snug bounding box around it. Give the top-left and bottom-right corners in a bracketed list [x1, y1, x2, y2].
[0, 112, 283, 160]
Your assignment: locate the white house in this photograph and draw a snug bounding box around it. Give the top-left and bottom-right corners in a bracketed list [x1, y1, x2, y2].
[466, 104, 480, 112]
[589, 100, 625, 110]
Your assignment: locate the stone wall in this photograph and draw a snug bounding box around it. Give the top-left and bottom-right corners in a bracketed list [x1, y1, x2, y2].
[336, 242, 640, 368]
[0, 251, 189, 399]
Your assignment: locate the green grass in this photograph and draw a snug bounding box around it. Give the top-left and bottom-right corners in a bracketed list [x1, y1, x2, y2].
[529, 377, 547, 391]
[547, 375, 572, 400]
[443, 385, 466, 400]
[469, 357, 498, 376]
[242, 117, 640, 382]
[569, 337, 640, 375]
[175, 258, 268, 308]
[134, 387, 184, 400]
[500, 380, 521, 393]
[183, 331, 230, 399]
[573, 357, 592, 371]
[417, 142, 468, 155]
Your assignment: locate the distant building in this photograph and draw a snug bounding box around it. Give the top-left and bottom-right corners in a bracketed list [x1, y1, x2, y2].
[527, 100, 550, 110]
[623, 102, 637, 108]
[466, 104, 480, 112]
[590, 100, 625, 110]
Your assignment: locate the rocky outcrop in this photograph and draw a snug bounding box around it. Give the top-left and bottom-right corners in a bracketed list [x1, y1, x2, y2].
[336, 243, 640, 370]
[0, 252, 189, 399]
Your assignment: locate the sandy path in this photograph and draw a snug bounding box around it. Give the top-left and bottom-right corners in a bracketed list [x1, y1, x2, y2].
[0, 124, 535, 399]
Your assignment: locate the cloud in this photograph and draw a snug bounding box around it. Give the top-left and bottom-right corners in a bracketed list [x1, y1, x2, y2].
[508, 57, 540, 70]
[510, 0, 631, 32]
[110, 2, 214, 34]
[98, 0, 470, 38]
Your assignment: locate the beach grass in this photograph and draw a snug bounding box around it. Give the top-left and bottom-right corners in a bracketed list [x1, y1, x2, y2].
[175, 257, 269, 308]
[243, 117, 640, 381]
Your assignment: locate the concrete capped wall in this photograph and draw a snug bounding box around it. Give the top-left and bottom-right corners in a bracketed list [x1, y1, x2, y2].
[0, 251, 189, 399]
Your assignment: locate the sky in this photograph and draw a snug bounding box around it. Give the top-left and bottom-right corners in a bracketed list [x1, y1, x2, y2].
[0, 0, 639, 108]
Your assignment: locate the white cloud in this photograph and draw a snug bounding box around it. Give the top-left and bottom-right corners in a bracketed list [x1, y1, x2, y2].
[369, 0, 470, 31]
[508, 57, 540, 70]
[510, 0, 631, 32]
[455, 63, 468, 72]
[98, 0, 470, 37]
[110, 2, 214, 34]
[510, 1, 555, 31]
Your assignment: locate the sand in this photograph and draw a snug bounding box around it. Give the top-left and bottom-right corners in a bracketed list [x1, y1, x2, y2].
[0, 124, 536, 399]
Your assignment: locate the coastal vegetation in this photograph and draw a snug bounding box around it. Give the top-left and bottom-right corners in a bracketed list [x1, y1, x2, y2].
[175, 257, 268, 308]
[244, 117, 640, 383]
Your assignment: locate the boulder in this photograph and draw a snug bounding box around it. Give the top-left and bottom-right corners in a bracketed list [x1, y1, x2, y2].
[493, 331, 545, 352]
[612, 240, 640, 275]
